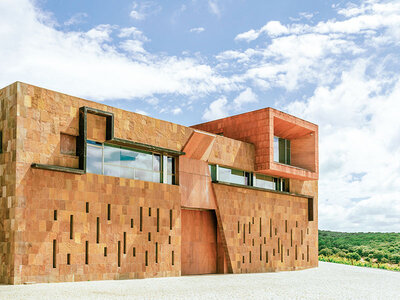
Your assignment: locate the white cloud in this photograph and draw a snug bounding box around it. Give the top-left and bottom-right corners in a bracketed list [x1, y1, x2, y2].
[190, 27, 205, 34]
[0, 0, 236, 101]
[208, 0, 221, 17]
[130, 1, 161, 21]
[135, 109, 148, 116]
[64, 12, 88, 26]
[202, 96, 228, 121]
[172, 107, 182, 115]
[233, 87, 257, 109]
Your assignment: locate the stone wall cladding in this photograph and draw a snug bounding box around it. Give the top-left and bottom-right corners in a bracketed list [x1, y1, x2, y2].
[0, 83, 17, 284]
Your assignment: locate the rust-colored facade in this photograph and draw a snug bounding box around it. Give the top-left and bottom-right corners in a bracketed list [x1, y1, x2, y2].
[0, 82, 318, 284]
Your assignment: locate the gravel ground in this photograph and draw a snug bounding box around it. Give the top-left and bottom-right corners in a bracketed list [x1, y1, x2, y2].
[0, 262, 399, 300]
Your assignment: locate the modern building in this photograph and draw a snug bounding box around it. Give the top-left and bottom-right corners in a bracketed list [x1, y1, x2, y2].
[0, 82, 318, 284]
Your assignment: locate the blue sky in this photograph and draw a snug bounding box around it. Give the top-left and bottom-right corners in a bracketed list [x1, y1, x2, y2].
[1, 0, 400, 232]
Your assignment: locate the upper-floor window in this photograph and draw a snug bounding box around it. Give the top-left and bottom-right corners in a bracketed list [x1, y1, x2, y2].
[254, 174, 275, 190]
[86, 140, 175, 184]
[274, 136, 291, 165]
[218, 166, 251, 186]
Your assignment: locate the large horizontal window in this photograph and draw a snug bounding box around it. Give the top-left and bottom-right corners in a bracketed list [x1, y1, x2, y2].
[209, 164, 289, 193]
[274, 136, 291, 165]
[87, 140, 175, 184]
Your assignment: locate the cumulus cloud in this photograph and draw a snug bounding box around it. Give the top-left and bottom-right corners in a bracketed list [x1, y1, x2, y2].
[130, 1, 161, 21]
[202, 96, 228, 121]
[233, 87, 258, 109]
[0, 0, 236, 101]
[172, 107, 182, 115]
[190, 27, 205, 34]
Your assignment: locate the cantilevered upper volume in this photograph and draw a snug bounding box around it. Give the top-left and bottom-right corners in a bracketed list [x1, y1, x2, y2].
[192, 107, 318, 181]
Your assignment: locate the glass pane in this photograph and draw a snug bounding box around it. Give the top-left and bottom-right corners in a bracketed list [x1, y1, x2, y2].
[286, 140, 291, 165]
[274, 137, 279, 162]
[120, 166, 135, 180]
[87, 145, 103, 175]
[219, 167, 246, 185]
[167, 157, 174, 174]
[255, 174, 275, 189]
[153, 172, 161, 183]
[167, 175, 175, 185]
[104, 164, 121, 178]
[120, 148, 137, 168]
[153, 154, 161, 171]
[104, 145, 120, 165]
[132, 151, 153, 171]
[279, 138, 286, 164]
[135, 169, 154, 182]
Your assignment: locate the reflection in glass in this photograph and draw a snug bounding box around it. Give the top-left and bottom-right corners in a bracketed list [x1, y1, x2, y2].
[153, 154, 161, 171]
[219, 167, 247, 185]
[87, 145, 102, 175]
[254, 174, 275, 190]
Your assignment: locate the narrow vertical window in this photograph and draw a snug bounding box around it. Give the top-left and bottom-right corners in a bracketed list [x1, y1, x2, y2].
[0, 131, 2, 154]
[86, 202, 89, 213]
[172, 251, 174, 266]
[249, 251, 252, 264]
[243, 224, 245, 244]
[291, 229, 293, 247]
[117, 241, 121, 267]
[278, 238, 280, 253]
[67, 253, 70, 265]
[148, 232, 151, 241]
[307, 245, 310, 262]
[249, 222, 251, 234]
[259, 218, 262, 237]
[133, 247, 136, 257]
[131, 218, 134, 228]
[260, 244, 262, 261]
[238, 221, 240, 233]
[269, 219, 272, 238]
[85, 241, 89, 264]
[281, 245, 284, 262]
[123, 232, 127, 254]
[285, 220, 287, 233]
[308, 198, 314, 221]
[140, 207, 143, 232]
[53, 239, 56, 268]
[301, 230, 303, 245]
[149, 207, 151, 217]
[155, 242, 158, 263]
[168, 236, 171, 244]
[96, 217, 100, 244]
[266, 251, 269, 263]
[169, 209, 173, 230]
[70, 215, 73, 239]
[145, 251, 148, 266]
[107, 204, 111, 221]
[156, 208, 160, 232]
[295, 245, 298, 260]
[54, 210, 57, 221]
[104, 247, 107, 257]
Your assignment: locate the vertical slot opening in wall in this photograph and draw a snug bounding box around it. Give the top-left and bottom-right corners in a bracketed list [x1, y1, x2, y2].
[172, 251, 174, 265]
[70, 215, 73, 240]
[157, 208, 160, 232]
[169, 210, 173, 230]
[301, 230, 304, 245]
[243, 224, 245, 244]
[54, 210, 57, 221]
[291, 229, 293, 247]
[118, 241, 121, 267]
[238, 221, 240, 233]
[249, 251, 252, 263]
[307, 228, 309, 235]
[85, 241, 89, 264]
[107, 204, 111, 221]
[249, 222, 251, 234]
[148, 232, 151, 241]
[145, 251, 148, 266]
[86, 202, 89, 213]
[273, 249, 275, 256]
[52, 239, 56, 268]
[123, 232, 127, 254]
[155, 242, 158, 263]
[149, 207, 151, 217]
[96, 217, 100, 244]
[295, 245, 298, 260]
[285, 220, 288, 233]
[252, 239, 254, 246]
[259, 218, 262, 237]
[270, 219, 272, 238]
[287, 249, 289, 256]
[260, 244, 262, 261]
[242, 256, 245, 264]
[296, 221, 298, 228]
[302, 253, 305, 260]
[168, 236, 171, 244]
[266, 251, 268, 263]
[252, 217, 254, 224]
[281, 245, 283, 262]
[140, 207, 143, 232]
[264, 237, 266, 244]
[104, 247, 107, 257]
[133, 247, 136, 257]
[275, 228, 277, 235]
[307, 245, 310, 262]
[278, 238, 280, 253]
[67, 253, 70, 265]
[131, 218, 134, 228]
[308, 198, 314, 221]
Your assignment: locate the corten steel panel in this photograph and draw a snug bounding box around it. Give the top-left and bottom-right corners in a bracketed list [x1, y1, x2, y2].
[60, 133, 77, 156]
[192, 108, 318, 180]
[0, 83, 18, 284]
[181, 209, 217, 275]
[212, 182, 318, 273]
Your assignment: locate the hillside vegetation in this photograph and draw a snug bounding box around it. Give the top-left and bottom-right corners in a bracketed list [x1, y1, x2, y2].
[318, 230, 400, 271]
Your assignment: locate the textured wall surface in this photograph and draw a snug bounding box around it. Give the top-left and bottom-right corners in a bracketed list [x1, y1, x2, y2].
[212, 183, 318, 273]
[0, 83, 17, 284]
[0, 82, 318, 284]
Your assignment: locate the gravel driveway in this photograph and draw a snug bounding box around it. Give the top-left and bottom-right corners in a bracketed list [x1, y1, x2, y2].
[0, 262, 399, 300]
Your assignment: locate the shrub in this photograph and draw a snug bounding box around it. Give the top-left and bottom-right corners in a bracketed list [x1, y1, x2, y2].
[346, 252, 361, 261]
[319, 248, 333, 256]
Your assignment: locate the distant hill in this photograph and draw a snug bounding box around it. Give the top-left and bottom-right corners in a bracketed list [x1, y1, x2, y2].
[318, 230, 400, 271]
